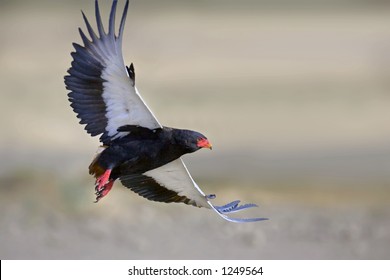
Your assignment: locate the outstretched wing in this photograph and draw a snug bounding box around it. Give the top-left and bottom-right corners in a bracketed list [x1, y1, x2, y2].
[120, 159, 267, 223]
[65, 0, 161, 145]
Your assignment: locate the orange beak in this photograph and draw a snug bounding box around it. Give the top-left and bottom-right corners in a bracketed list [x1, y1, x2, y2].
[197, 138, 212, 150]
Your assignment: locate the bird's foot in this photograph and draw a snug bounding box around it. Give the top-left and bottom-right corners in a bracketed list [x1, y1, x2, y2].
[94, 169, 113, 202]
[94, 179, 114, 202]
[95, 169, 112, 193]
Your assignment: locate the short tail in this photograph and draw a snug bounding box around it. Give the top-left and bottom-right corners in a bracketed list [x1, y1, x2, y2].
[88, 146, 107, 178]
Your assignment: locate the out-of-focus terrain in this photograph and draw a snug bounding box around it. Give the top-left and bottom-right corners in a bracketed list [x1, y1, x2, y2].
[1, 0, 389, 259]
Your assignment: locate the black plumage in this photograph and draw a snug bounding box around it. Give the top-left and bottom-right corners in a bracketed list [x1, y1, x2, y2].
[92, 126, 208, 175]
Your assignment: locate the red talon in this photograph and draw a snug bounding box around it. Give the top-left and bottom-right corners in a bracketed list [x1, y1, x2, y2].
[94, 169, 114, 202]
[95, 179, 114, 202]
[95, 169, 112, 193]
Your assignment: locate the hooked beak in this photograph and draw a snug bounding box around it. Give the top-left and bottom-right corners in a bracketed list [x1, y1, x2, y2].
[197, 138, 212, 150]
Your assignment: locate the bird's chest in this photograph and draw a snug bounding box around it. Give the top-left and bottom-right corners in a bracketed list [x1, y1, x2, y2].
[117, 139, 184, 174]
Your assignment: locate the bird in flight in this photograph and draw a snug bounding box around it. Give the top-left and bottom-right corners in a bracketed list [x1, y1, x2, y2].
[64, 0, 266, 222]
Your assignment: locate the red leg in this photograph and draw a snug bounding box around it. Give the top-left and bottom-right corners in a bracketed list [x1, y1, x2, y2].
[95, 179, 115, 203]
[95, 169, 112, 193]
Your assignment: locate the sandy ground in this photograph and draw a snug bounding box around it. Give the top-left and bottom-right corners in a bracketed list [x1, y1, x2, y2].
[1, 1, 390, 259]
[1, 172, 389, 259]
[1, 171, 390, 259]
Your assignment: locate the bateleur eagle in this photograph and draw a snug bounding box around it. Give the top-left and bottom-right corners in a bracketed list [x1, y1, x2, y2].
[64, 0, 266, 222]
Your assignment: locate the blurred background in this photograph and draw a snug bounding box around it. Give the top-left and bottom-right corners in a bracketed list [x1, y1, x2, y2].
[1, 0, 390, 259]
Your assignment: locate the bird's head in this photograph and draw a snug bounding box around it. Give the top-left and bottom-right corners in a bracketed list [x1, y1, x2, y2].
[174, 129, 212, 153]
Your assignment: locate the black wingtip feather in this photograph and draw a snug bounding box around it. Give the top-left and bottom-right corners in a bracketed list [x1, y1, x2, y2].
[78, 28, 91, 46]
[95, 0, 105, 37]
[108, 0, 118, 37]
[118, 0, 129, 39]
[82, 11, 98, 41]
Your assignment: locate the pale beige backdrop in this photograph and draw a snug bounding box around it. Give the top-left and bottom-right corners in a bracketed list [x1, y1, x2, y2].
[1, 0, 389, 259]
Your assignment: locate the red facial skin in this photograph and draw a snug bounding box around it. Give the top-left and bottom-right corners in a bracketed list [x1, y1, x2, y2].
[197, 138, 212, 150]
